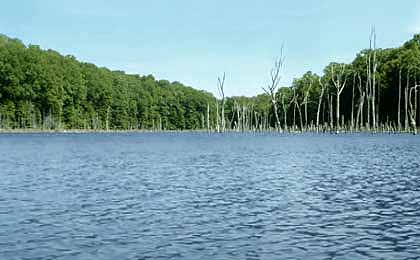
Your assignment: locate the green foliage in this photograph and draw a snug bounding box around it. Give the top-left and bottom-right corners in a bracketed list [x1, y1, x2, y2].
[0, 34, 217, 130]
[1, 33, 420, 131]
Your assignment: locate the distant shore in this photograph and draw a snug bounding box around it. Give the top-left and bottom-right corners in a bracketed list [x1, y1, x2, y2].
[0, 129, 205, 134]
[0, 128, 418, 135]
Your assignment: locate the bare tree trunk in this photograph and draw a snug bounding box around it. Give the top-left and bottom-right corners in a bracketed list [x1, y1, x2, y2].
[415, 79, 418, 127]
[356, 92, 365, 131]
[263, 46, 285, 131]
[242, 105, 246, 131]
[234, 102, 239, 131]
[409, 86, 419, 134]
[322, 99, 325, 130]
[265, 111, 269, 130]
[293, 102, 296, 131]
[316, 79, 325, 132]
[207, 103, 210, 131]
[272, 99, 280, 130]
[336, 79, 341, 131]
[371, 31, 377, 130]
[398, 68, 402, 131]
[217, 73, 226, 132]
[254, 112, 258, 131]
[297, 101, 304, 131]
[405, 70, 410, 131]
[377, 82, 380, 129]
[351, 73, 355, 131]
[418, 84, 420, 127]
[292, 89, 299, 131]
[331, 64, 347, 133]
[366, 82, 370, 129]
[281, 94, 289, 132]
[216, 101, 220, 132]
[303, 79, 312, 131]
[365, 28, 378, 131]
[329, 93, 334, 131]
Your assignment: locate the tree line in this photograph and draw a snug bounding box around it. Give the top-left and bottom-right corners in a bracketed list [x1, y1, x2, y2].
[1, 32, 420, 133]
[0, 34, 218, 130]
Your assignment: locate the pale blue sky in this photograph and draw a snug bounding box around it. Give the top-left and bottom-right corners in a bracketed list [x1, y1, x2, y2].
[1, 0, 419, 96]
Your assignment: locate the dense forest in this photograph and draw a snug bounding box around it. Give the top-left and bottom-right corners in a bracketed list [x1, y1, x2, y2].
[1, 33, 420, 132]
[0, 34, 218, 130]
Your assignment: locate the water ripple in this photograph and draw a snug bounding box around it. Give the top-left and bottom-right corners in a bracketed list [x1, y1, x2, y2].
[0, 133, 419, 259]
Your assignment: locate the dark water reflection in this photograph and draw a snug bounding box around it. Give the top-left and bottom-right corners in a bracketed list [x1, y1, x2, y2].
[0, 133, 419, 259]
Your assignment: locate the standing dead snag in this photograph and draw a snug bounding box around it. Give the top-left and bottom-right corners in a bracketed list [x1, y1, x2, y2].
[316, 78, 326, 132]
[331, 64, 347, 132]
[355, 74, 365, 130]
[290, 88, 303, 131]
[280, 92, 292, 132]
[405, 69, 411, 131]
[351, 73, 356, 132]
[263, 46, 285, 131]
[216, 100, 220, 132]
[328, 93, 334, 131]
[206, 103, 210, 131]
[398, 67, 402, 131]
[409, 85, 419, 134]
[291, 89, 297, 130]
[217, 73, 226, 132]
[296, 92, 304, 131]
[366, 28, 378, 130]
[303, 79, 313, 130]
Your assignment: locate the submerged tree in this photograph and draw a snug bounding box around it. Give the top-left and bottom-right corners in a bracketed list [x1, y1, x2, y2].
[316, 78, 326, 132]
[409, 85, 419, 134]
[217, 73, 226, 132]
[325, 63, 348, 132]
[263, 46, 285, 131]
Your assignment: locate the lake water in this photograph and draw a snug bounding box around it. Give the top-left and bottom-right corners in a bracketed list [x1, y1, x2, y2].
[0, 133, 419, 259]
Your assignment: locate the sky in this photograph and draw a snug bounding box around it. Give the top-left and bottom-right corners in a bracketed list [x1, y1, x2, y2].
[1, 0, 419, 97]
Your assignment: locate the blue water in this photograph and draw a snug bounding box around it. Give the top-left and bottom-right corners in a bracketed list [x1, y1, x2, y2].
[0, 133, 419, 259]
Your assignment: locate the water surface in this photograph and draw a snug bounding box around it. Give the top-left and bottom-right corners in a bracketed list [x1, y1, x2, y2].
[0, 133, 419, 259]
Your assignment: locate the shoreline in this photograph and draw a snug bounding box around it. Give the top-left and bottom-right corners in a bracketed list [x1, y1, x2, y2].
[0, 129, 208, 134]
[0, 128, 418, 135]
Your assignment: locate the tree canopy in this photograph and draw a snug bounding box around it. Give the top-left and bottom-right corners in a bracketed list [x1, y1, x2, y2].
[1, 33, 420, 132]
[0, 34, 217, 130]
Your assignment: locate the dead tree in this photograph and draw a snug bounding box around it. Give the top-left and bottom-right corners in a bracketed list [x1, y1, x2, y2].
[207, 103, 210, 131]
[303, 79, 313, 130]
[216, 101, 220, 132]
[217, 73, 226, 132]
[316, 78, 326, 132]
[331, 64, 347, 132]
[398, 67, 402, 131]
[415, 74, 418, 128]
[280, 92, 292, 132]
[291, 88, 298, 131]
[235, 101, 241, 131]
[409, 85, 419, 134]
[367, 28, 378, 130]
[328, 93, 334, 131]
[405, 69, 410, 131]
[297, 95, 304, 131]
[290, 89, 303, 131]
[263, 47, 285, 131]
[351, 73, 356, 131]
[355, 74, 365, 130]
